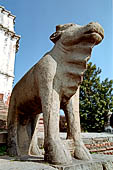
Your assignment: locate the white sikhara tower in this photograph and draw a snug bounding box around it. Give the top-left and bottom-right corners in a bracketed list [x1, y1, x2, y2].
[0, 6, 20, 104]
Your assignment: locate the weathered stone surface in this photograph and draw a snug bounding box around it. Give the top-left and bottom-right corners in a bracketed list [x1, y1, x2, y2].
[7, 22, 104, 165]
[0, 156, 57, 170]
[55, 155, 113, 170]
[0, 154, 112, 170]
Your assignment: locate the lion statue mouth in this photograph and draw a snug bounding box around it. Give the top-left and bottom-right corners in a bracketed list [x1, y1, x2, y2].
[84, 30, 104, 39]
[83, 28, 104, 45]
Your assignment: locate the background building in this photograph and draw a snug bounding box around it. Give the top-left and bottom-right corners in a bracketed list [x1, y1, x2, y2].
[0, 6, 20, 129]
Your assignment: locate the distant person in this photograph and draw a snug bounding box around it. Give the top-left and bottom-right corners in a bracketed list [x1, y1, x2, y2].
[110, 113, 113, 128]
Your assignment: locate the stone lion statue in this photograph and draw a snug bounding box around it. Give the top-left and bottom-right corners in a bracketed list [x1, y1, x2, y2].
[7, 22, 104, 165]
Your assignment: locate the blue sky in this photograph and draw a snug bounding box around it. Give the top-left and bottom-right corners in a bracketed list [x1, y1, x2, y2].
[0, 0, 113, 85]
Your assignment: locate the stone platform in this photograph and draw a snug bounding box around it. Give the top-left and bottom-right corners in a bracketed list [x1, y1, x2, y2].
[0, 132, 113, 169]
[54, 154, 113, 170]
[0, 154, 113, 170]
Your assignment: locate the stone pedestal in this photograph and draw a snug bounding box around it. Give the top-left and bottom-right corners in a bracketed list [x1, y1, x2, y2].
[54, 154, 113, 170]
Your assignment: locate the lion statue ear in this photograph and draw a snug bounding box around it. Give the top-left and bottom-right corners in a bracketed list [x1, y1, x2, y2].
[50, 23, 74, 43]
[50, 31, 61, 43]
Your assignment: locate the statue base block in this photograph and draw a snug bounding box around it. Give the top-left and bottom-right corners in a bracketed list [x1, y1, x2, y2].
[53, 154, 113, 170]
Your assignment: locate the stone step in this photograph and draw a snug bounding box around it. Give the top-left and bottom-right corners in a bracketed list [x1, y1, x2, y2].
[103, 150, 113, 155]
[0, 111, 8, 114]
[0, 99, 8, 129]
[0, 103, 5, 107]
[0, 105, 8, 110]
[0, 108, 8, 111]
[0, 113, 7, 120]
[0, 99, 8, 119]
[0, 108, 8, 110]
[0, 104, 8, 108]
[0, 131, 7, 143]
[0, 102, 8, 108]
[0, 107, 7, 110]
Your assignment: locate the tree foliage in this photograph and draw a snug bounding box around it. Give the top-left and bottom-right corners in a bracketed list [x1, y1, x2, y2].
[80, 62, 113, 132]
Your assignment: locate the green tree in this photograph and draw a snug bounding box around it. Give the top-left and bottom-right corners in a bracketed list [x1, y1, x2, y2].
[80, 62, 113, 132]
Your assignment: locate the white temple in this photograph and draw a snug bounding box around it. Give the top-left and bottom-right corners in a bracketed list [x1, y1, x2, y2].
[0, 6, 20, 104]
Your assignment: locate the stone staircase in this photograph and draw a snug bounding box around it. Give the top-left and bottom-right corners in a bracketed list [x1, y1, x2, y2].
[37, 132, 113, 156]
[37, 116, 44, 132]
[0, 99, 8, 130]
